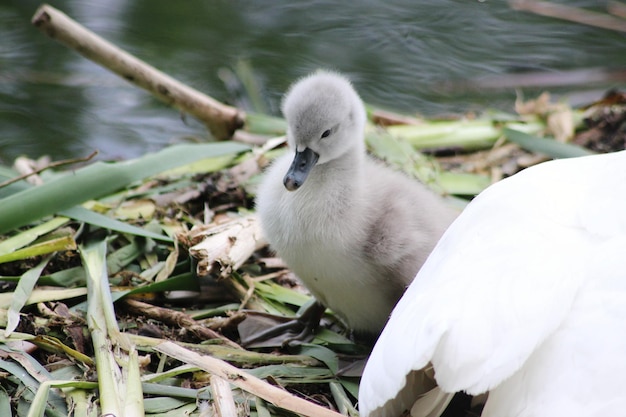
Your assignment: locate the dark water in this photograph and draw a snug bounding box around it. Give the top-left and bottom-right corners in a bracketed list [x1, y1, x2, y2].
[1, 0, 625, 162]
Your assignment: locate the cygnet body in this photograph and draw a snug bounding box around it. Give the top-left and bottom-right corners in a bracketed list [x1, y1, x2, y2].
[256, 71, 456, 335]
[359, 150, 626, 417]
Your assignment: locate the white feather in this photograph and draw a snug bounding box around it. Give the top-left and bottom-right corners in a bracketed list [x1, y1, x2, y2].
[359, 150, 626, 417]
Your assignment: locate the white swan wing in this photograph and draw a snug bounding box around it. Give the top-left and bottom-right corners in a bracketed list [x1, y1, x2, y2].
[359, 150, 626, 417]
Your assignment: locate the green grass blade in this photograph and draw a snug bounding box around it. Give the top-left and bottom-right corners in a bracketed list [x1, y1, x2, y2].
[81, 240, 144, 416]
[82, 240, 124, 341]
[297, 344, 339, 374]
[26, 380, 51, 417]
[338, 378, 359, 402]
[255, 397, 272, 417]
[32, 335, 94, 366]
[387, 120, 502, 150]
[60, 206, 173, 242]
[28, 380, 97, 417]
[141, 382, 210, 400]
[329, 382, 359, 417]
[0, 142, 249, 234]
[81, 240, 123, 416]
[0, 234, 76, 264]
[0, 217, 69, 255]
[141, 364, 200, 383]
[245, 113, 287, 135]
[123, 346, 146, 416]
[254, 281, 312, 307]
[366, 129, 448, 192]
[161, 153, 241, 176]
[245, 364, 333, 382]
[504, 128, 594, 158]
[5, 255, 53, 337]
[438, 172, 491, 196]
[0, 346, 68, 416]
[35, 241, 143, 287]
[0, 386, 10, 417]
[65, 388, 98, 417]
[0, 166, 29, 198]
[125, 272, 199, 296]
[0, 288, 88, 310]
[143, 397, 194, 414]
[0, 357, 39, 393]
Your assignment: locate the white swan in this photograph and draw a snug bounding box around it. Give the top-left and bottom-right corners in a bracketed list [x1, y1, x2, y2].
[256, 71, 457, 336]
[359, 150, 626, 417]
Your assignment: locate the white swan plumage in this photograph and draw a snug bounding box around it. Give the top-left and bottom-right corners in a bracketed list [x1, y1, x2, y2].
[359, 149, 626, 417]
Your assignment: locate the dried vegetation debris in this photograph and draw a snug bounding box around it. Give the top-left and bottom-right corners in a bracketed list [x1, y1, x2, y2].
[573, 90, 626, 153]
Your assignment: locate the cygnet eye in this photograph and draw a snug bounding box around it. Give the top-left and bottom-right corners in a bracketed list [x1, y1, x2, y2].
[321, 129, 331, 139]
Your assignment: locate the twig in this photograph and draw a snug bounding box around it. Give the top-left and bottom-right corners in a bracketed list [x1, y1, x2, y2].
[155, 341, 344, 417]
[0, 151, 98, 189]
[239, 274, 257, 311]
[123, 298, 243, 350]
[31, 4, 244, 140]
[510, 0, 626, 32]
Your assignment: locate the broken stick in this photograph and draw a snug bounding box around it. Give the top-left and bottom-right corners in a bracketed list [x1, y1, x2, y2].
[31, 4, 244, 140]
[155, 341, 345, 417]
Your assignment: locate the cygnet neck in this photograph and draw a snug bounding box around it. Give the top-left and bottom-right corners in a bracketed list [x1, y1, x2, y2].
[315, 138, 365, 183]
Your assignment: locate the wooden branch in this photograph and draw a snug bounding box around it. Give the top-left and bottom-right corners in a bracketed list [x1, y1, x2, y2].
[31, 4, 244, 140]
[510, 0, 626, 32]
[123, 298, 243, 350]
[155, 341, 344, 417]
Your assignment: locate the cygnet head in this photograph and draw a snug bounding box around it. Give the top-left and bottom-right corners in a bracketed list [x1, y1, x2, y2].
[281, 71, 367, 191]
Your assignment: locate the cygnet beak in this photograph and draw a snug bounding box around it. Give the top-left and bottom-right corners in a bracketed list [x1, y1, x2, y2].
[283, 147, 319, 191]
